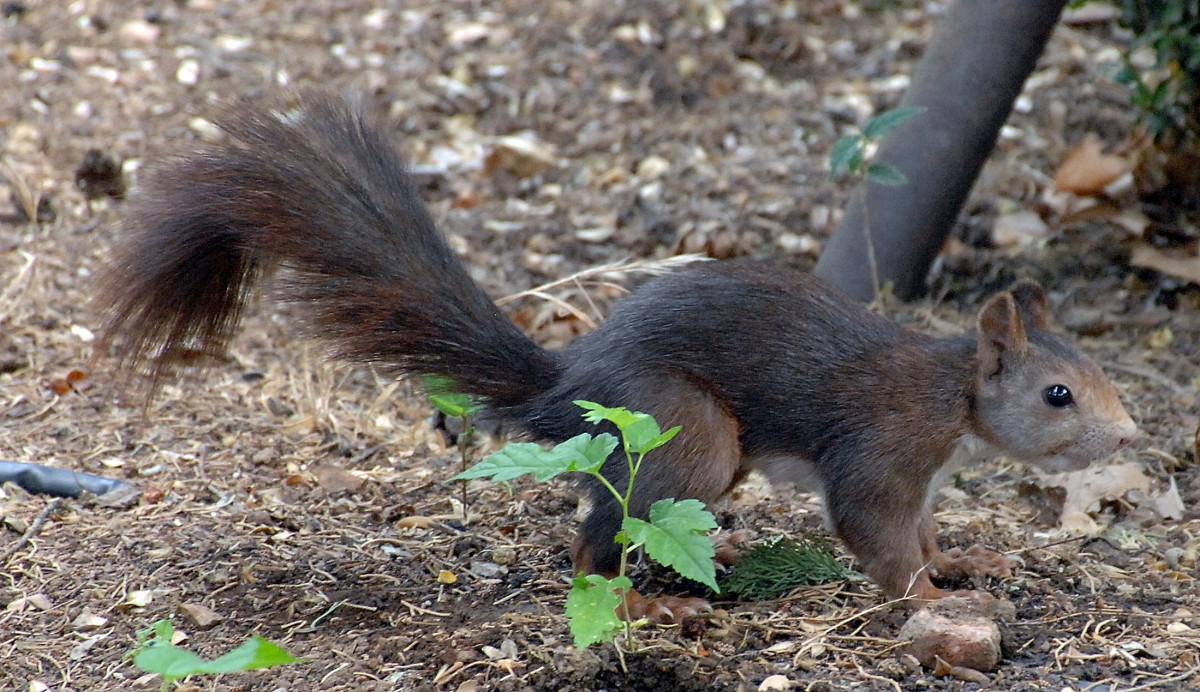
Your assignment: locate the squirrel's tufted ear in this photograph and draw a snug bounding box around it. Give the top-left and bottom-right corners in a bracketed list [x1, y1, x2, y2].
[976, 292, 1028, 379]
[1008, 279, 1051, 331]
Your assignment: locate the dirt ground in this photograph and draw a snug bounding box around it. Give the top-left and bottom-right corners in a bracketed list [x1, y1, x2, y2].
[2, 1, 1198, 690]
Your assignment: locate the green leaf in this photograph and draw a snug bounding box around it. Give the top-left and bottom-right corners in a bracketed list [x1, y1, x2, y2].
[134, 619, 174, 648]
[203, 636, 302, 674]
[453, 432, 619, 483]
[422, 375, 484, 417]
[452, 441, 568, 482]
[828, 134, 863, 178]
[133, 644, 209, 682]
[573, 402, 681, 456]
[862, 106, 925, 139]
[623, 499, 719, 592]
[865, 162, 908, 186]
[619, 412, 667, 455]
[574, 400, 640, 429]
[642, 425, 682, 455]
[550, 432, 619, 475]
[565, 574, 629, 648]
[130, 625, 301, 684]
[428, 392, 478, 418]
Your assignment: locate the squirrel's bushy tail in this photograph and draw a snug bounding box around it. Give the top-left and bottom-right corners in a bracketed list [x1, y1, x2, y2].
[97, 92, 558, 410]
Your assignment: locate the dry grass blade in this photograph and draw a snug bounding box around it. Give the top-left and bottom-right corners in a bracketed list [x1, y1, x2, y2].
[0, 157, 37, 222]
[496, 254, 710, 307]
[0, 251, 37, 326]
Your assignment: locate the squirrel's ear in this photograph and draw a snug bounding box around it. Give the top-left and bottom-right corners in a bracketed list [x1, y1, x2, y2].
[1008, 279, 1051, 330]
[976, 292, 1028, 378]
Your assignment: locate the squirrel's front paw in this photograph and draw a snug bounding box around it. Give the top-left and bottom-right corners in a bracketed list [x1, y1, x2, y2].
[621, 589, 713, 624]
[933, 545, 1014, 579]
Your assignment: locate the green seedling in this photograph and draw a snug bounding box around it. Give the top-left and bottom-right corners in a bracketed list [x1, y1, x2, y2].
[828, 105, 925, 301]
[454, 401, 719, 649]
[424, 374, 485, 514]
[829, 106, 925, 186]
[722, 536, 856, 601]
[127, 619, 301, 691]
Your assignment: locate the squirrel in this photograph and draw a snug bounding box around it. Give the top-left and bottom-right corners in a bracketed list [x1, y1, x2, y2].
[96, 92, 1138, 622]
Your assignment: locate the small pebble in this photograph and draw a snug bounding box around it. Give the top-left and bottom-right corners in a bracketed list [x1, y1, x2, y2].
[176, 58, 200, 85]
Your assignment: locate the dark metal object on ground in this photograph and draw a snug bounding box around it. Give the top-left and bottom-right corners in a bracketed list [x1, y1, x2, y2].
[0, 460, 138, 498]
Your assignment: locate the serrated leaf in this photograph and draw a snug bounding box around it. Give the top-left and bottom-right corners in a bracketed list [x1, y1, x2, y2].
[641, 426, 682, 455]
[828, 135, 863, 178]
[565, 574, 629, 648]
[866, 162, 908, 186]
[452, 442, 567, 482]
[623, 499, 719, 592]
[549, 432, 618, 474]
[862, 106, 925, 139]
[621, 414, 663, 455]
[574, 400, 639, 429]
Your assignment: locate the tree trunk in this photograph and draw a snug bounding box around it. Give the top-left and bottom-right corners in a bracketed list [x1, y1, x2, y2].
[814, 0, 1069, 301]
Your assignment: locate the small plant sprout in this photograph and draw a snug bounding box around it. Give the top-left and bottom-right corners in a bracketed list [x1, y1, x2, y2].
[453, 401, 720, 649]
[424, 374, 485, 515]
[127, 619, 302, 691]
[828, 105, 925, 300]
[829, 106, 925, 186]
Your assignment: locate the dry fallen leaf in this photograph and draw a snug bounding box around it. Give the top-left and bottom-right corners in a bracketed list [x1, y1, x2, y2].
[6, 594, 53, 612]
[992, 210, 1049, 248]
[397, 515, 435, 529]
[758, 674, 794, 691]
[1130, 244, 1200, 285]
[177, 602, 224, 629]
[315, 464, 365, 493]
[933, 656, 990, 684]
[71, 609, 109, 631]
[120, 590, 155, 609]
[1034, 462, 1158, 534]
[1054, 137, 1132, 196]
[1058, 200, 1151, 237]
[484, 134, 557, 178]
[1153, 477, 1185, 521]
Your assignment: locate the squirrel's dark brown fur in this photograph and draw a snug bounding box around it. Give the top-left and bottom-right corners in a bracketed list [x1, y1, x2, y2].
[98, 93, 1136, 620]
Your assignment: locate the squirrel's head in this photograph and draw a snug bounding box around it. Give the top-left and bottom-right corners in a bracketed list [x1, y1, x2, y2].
[970, 280, 1137, 472]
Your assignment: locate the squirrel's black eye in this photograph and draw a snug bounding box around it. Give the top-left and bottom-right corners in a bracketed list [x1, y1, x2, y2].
[1044, 384, 1073, 408]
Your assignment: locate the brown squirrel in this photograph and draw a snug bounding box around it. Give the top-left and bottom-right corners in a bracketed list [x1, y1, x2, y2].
[97, 92, 1137, 621]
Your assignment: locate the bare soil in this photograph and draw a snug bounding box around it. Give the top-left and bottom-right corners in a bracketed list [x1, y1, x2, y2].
[2, 1, 1198, 690]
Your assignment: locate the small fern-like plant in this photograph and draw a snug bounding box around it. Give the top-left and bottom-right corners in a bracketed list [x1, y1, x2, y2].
[721, 536, 855, 601]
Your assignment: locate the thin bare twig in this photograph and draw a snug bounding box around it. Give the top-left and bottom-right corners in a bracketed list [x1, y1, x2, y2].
[1, 498, 64, 566]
